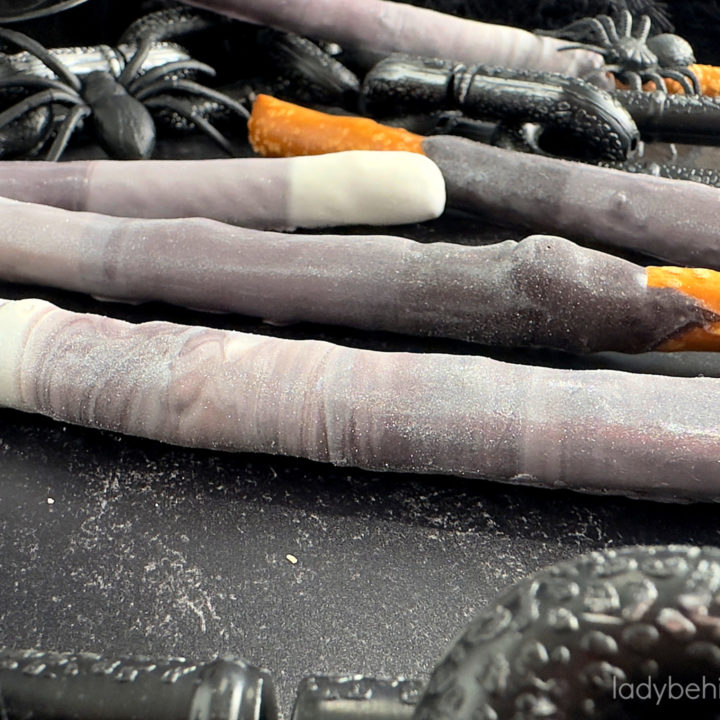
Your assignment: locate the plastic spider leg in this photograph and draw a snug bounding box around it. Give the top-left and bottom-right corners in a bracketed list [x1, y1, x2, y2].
[582, 63, 624, 84]
[680, 66, 702, 95]
[118, 38, 153, 86]
[609, 10, 630, 40]
[135, 78, 250, 119]
[634, 14, 652, 43]
[45, 104, 90, 161]
[558, 43, 607, 55]
[595, 14, 620, 43]
[644, 71, 669, 93]
[143, 95, 235, 156]
[622, 70, 644, 91]
[0, 27, 80, 92]
[685, 66, 702, 95]
[119, 6, 218, 46]
[0, 88, 79, 129]
[662, 68, 697, 95]
[0, 72, 81, 94]
[126, 60, 216, 96]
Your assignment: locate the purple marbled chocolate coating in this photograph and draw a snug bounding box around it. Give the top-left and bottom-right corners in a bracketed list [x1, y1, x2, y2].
[423, 135, 720, 269]
[0, 197, 711, 353]
[181, 0, 601, 77]
[11, 301, 720, 500]
[0, 158, 292, 229]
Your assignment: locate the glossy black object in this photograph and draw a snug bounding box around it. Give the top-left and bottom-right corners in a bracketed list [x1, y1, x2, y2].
[362, 55, 640, 161]
[616, 89, 720, 146]
[0, 651, 278, 720]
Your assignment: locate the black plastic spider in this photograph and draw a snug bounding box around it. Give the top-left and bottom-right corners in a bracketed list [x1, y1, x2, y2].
[544, 9, 700, 94]
[0, 8, 249, 160]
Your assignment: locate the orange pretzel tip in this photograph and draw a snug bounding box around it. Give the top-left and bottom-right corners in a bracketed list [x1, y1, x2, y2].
[665, 65, 720, 96]
[648, 266, 720, 350]
[614, 65, 720, 95]
[248, 94, 426, 158]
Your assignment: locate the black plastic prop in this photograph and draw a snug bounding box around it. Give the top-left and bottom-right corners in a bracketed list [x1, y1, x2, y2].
[539, 10, 700, 94]
[362, 55, 639, 162]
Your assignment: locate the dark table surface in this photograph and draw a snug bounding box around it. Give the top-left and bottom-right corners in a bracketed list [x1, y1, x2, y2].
[3, 6, 720, 716]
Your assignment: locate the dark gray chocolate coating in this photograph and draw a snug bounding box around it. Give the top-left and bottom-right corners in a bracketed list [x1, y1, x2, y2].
[0, 196, 712, 353]
[182, 0, 600, 77]
[423, 135, 720, 268]
[0, 159, 292, 228]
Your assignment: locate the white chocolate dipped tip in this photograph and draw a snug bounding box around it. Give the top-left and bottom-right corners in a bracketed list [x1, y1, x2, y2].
[0, 298, 51, 409]
[287, 151, 446, 228]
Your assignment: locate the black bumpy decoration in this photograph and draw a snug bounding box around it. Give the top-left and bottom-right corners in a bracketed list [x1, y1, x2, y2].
[416, 545, 720, 720]
[2, 547, 720, 719]
[362, 55, 640, 161]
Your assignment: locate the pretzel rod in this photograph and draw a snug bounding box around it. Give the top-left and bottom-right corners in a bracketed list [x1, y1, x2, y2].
[249, 95, 720, 269]
[180, 0, 603, 79]
[666, 65, 720, 96]
[0, 152, 445, 229]
[1, 296, 719, 501]
[0, 195, 718, 353]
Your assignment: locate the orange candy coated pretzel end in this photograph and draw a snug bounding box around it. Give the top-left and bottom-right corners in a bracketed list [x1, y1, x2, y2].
[249, 94, 426, 157]
[665, 65, 720, 96]
[648, 266, 720, 350]
[614, 65, 720, 95]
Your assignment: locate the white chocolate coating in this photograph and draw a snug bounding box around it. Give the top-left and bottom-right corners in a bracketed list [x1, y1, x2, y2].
[0, 299, 49, 408]
[287, 152, 445, 227]
[0, 152, 445, 229]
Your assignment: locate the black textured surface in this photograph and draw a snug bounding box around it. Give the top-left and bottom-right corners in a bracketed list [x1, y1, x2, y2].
[417, 546, 720, 720]
[3, 3, 720, 719]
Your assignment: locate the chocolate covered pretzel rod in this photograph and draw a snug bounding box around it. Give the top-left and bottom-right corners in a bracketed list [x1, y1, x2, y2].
[1, 297, 719, 501]
[180, 0, 602, 79]
[1, 195, 719, 353]
[0, 152, 445, 229]
[250, 95, 720, 269]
